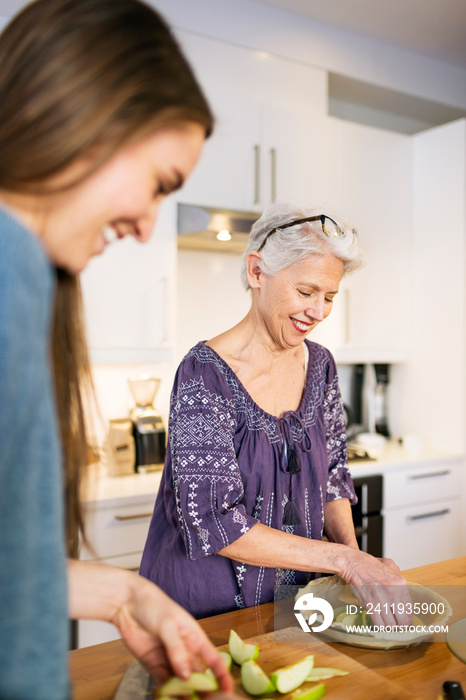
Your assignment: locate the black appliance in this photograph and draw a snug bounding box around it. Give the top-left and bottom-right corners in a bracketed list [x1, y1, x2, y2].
[374, 363, 390, 437]
[340, 363, 391, 438]
[351, 474, 383, 557]
[128, 376, 166, 472]
[132, 415, 166, 470]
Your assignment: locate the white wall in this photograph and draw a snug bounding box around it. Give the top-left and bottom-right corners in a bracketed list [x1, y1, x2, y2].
[86, 362, 176, 449]
[176, 249, 251, 364]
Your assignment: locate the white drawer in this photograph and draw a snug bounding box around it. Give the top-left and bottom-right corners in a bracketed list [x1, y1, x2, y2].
[383, 461, 461, 509]
[383, 497, 463, 570]
[80, 499, 155, 561]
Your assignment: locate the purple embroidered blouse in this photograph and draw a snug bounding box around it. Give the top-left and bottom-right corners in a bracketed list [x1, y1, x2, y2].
[140, 340, 356, 619]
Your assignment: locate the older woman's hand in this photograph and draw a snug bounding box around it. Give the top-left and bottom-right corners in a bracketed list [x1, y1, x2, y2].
[68, 560, 234, 690]
[338, 549, 413, 628]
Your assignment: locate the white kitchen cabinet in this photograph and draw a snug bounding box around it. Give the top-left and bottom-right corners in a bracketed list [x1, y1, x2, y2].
[312, 119, 412, 358]
[396, 119, 466, 453]
[383, 458, 464, 570]
[174, 29, 414, 364]
[176, 29, 329, 213]
[178, 92, 262, 212]
[79, 498, 156, 563]
[180, 94, 336, 213]
[384, 499, 463, 571]
[80, 199, 177, 365]
[77, 470, 162, 647]
[262, 106, 337, 208]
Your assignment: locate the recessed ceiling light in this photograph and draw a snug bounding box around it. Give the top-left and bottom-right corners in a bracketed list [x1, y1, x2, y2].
[217, 229, 232, 241]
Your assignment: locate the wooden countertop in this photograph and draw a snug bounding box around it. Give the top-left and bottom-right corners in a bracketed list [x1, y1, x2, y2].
[70, 557, 466, 700]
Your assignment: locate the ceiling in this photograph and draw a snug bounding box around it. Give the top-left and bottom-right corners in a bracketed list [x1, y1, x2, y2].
[252, 0, 466, 69]
[1, 0, 464, 134]
[1, 0, 465, 69]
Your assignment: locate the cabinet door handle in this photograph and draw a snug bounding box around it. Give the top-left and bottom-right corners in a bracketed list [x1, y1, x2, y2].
[161, 275, 169, 343]
[344, 289, 350, 344]
[254, 144, 260, 204]
[270, 148, 277, 203]
[408, 470, 450, 480]
[114, 512, 153, 521]
[407, 508, 450, 522]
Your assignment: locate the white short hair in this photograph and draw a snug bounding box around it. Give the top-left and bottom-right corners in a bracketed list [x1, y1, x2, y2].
[240, 202, 364, 291]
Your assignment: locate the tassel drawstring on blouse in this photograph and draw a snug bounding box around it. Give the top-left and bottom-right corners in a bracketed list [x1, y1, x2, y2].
[278, 412, 312, 526]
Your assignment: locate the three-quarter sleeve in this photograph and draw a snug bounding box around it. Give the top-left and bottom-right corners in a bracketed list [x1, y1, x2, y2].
[168, 355, 259, 560]
[323, 352, 357, 504]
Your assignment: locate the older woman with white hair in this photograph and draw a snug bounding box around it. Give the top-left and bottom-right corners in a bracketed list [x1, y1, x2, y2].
[140, 202, 410, 623]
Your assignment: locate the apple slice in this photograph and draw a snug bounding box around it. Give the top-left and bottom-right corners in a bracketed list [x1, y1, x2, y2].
[160, 671, 218, 696]
[241, 659, 276, 695]
[204, 651, 233, 686]
[291, 682, 326, 700]
[335, 610, 348, 623]
[206, 651, 232, 679]
[306, 667, 349, 681]
[332, 605, 347, 619]
[220, 651, 232, 671]
[270, 655, 314, 694]
[340, 613, 357, 627]
[229, 629, 259, 665]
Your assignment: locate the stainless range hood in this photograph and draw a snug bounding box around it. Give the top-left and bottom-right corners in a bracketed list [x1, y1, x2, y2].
[177, 203, 258, 254]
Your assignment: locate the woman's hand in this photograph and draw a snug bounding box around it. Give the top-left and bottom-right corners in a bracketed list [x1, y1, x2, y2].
[337, 550, 413, 627]
[68, 560, 234, 690]
[217, 522, 412, 628]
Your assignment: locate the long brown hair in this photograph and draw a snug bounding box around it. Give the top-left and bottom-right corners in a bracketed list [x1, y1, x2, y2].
[52, 271, 94, 556]
[0, 0, 213, 554]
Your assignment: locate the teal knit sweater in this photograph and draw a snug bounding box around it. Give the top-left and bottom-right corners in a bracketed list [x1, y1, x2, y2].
[0, 207, 69, 699]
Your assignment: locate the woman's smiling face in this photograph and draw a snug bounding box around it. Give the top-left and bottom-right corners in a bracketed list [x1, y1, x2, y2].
[253, 252, 345, 349]
[16, 122, 205, 274]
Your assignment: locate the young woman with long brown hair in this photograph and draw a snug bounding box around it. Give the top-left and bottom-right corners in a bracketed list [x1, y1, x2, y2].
[0, 0, 233, 697]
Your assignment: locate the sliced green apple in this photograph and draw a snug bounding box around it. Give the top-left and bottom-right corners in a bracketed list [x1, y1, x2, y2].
[332, 605, 347, 620]
[241, 659, 276, 695]
[206, 651, 232, 679]
[340, 613, 357, 627]
[160, 671, 218, 696]
[306, 667, 349, 681]
[270, 655, 314, 694]
[291, 682, 326, 700]
[335, 610, 348, 623]
[220, 650, 232, 670]
[229, 629, 259, 665]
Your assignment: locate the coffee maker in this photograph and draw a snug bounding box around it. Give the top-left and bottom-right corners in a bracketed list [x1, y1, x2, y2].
[128, 376, 166, 472]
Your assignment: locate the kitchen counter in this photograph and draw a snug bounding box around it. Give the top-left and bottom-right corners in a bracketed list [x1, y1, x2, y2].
[83, 463, 163, 509]
[82, 443, 464, 505]
[70, 556, 466, 700]
[347, 441, 464, 478]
